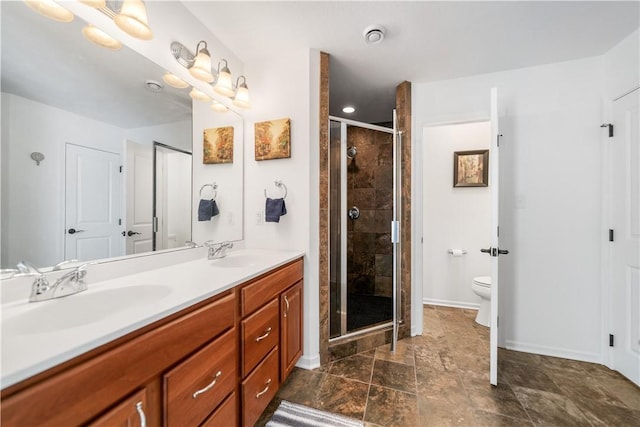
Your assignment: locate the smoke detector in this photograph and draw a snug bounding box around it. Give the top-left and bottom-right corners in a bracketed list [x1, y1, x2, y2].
[363, 24, 386, 44]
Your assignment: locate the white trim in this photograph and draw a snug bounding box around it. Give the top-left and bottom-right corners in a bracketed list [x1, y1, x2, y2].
[613, 85, 640, 102]
[295, 354, 321, 370]
[505, 340, 602, 365]
[410, 95, 423, 337]
[328, 115, 394, 134]
[422, 299, 480, 310]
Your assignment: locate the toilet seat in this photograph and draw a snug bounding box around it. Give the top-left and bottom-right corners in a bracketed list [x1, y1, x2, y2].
[473, 276, 491, 288]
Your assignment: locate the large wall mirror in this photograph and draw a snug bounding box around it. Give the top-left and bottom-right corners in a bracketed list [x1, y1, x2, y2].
[0, 1, 244, 270]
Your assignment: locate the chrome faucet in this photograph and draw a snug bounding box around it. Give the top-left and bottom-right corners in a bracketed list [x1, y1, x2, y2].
[17, 260, 92, 302]
[205, 241, 234, 259]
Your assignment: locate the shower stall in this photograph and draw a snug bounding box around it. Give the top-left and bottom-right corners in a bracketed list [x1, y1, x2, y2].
[329, 112, 402, 349]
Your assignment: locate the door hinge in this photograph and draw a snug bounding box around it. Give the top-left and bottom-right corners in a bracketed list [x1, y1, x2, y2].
[497, 133, 503, 147]
[118, 218, 122, 226]
[609, 334, 614, 347]
[497, 316, 499, 328]
[119, 165, 123, 173]
[609, 229, 614, 242]
[600, 123, 614, 138]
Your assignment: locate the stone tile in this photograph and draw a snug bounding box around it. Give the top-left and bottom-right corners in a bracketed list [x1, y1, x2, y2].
[512, 385, 592, 426]
[374, 254, 393, 277]
[575, 399, 640, 426]
[414, 342, 458, 373]
[329, 340, 358, 362]
[418, 395, 477, 427]
[416, 369, 470, 407]
[453, 350, 490, 374]
[540, 353, 593, 375]
[329, 354, 374, 383]
[544, 367, 627, 408]
[473, 410, 534, 427]
[371, 359, 417, 393]
[374, 276, 392, 297]
[316, 375, 369, 420]
[460, 370, 529, 421]
[254, 396, 282, 427]
[374, 340, 414, 366]
[498, 348, 542, 367]
[595, 372, 640, 410]
[365, 385, 419, 427]
[375, 232, 392, 253]
[500, 360, 562, 394]
[276, 369, 326, 407]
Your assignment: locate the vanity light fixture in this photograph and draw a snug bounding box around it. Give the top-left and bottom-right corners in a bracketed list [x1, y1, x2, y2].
[342, 106, 356, 114]
[232, 76, 251, 109]
[82, 24, 122, 50]
[189, 41, 215, 83]
[23, 0, 74, 23]
[162, 72, 189, 89]
[189, 87, 211, 102]
[213, 60, 235, 97]
[114, 0, 153, 41]
[211, 100, 229, 113]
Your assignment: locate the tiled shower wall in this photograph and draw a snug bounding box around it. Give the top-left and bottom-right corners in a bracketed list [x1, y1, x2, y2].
[346, 126, 394, 297]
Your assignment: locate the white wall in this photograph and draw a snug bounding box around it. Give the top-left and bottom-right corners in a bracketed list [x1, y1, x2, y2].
[126, 120, 192, 152]
[243, 48, 321, 368]
[422, 122, 491, 308]
[414, 56, 605, 362]
[603, 29, 639, 100]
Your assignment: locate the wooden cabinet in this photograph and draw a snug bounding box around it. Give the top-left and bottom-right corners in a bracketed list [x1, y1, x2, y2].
[1, 257, 304, 427]
[281, 280, 303, 382]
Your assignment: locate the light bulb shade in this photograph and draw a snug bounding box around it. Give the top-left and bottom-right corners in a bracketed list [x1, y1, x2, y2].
[233, 79, 251, 109]
[82, 25, 122, 50]
[189, 87, 210, 102]
[23, 0, 74, 22]
[214, 67, 235, 97]
[211, 101, 229, 113]
[190, 45, 214, 83]
[79, 0, 106, 8]
[162, 72, 189, 89]
[114, 0, 153, 41]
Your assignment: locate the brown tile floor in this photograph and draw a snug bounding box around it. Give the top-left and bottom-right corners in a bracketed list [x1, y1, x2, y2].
[257, 305, 640, 426]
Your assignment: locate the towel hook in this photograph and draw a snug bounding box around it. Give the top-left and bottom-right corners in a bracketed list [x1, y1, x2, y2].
[264, 179, 287, 199]
[199, 183, 218, 200]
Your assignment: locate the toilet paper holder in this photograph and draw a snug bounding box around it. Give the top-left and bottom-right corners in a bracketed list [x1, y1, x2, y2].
[448, 249, 467, 255]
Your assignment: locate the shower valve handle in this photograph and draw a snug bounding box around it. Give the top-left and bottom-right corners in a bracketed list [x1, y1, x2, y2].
[348, 206, 360, 220]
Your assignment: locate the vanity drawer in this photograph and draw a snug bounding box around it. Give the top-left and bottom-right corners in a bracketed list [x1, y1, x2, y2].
[241, 347, 279, 427]
[241, 298, 279, 376]
[164, 328, 237, 427]
[241, 258, 303, 316]
[201, 392, 238, 427]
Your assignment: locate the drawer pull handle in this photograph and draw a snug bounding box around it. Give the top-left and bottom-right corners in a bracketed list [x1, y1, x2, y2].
[135, 401, 147, 427]
[255, 378, 272, 399]
[256, 327, 273, 342]
[284, 296, 290, 318]
[192, 371, 222, 399]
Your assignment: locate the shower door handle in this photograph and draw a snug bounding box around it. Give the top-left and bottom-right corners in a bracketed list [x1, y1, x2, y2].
[480, 247, 492, 254]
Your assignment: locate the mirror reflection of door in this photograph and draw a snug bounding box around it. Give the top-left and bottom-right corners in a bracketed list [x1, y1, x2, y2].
[65, 143, 122, 262]
[153, 143, 192, 251]
[125, 141, 153, 255]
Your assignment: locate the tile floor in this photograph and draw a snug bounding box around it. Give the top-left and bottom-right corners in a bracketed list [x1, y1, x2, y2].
[257, 305, 640, 426]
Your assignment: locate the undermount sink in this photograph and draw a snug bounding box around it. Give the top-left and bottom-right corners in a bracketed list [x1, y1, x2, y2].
[3, 285, 172, 334]
[210, 253, 257, 268]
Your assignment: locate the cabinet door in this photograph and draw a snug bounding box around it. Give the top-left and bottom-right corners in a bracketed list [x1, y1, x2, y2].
[280, 280, 303, 382]
[88, 389, 148, 427]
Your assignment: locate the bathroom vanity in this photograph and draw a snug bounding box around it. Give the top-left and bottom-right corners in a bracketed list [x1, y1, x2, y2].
[0, 249, 304, 427]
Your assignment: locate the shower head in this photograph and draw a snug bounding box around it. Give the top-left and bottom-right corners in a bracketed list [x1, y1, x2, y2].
[347, 146, 357, 159]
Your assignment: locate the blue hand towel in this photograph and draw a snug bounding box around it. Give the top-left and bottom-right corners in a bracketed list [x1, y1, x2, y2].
[265, 197, 287, 223]
[198, 199, 220, 221]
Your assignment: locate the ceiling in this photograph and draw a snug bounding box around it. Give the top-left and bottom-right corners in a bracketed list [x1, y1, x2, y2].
[184, 1, 639, 124]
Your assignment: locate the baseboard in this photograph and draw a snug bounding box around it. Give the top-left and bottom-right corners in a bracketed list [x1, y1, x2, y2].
[423, 298, 480, 310]
[296, 353, 321, 370]
[505, 340, 602, 364]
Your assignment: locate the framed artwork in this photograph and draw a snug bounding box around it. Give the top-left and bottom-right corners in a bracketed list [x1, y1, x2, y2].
[203, 126, 234, 164]
[453, 150, 489, 187]
[254, 118, 291, 161]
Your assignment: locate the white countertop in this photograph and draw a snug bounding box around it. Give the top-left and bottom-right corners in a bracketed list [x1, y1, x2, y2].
[1, 248, 304, 389]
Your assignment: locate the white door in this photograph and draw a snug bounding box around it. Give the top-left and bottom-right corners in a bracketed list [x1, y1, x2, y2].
[65, 144, 122, 262]
[610, 88, 640, 386]
[126, 141, 153, 254]
[489, 87, 507, 386]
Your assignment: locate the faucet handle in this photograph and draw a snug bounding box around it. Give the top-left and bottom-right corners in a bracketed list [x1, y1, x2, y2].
[16, 260, 42, 275]
[53, 259, 79, 271]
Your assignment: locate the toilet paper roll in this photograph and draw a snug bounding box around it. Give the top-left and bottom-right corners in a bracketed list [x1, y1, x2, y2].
[449, 249, 465, 257]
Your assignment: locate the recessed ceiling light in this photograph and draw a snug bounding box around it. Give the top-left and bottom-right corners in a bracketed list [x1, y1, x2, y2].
[342, 106, 355, 114]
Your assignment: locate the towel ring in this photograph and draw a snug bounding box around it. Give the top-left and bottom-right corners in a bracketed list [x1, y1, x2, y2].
[264, 179, 287, 199]
[199, 183, 218, 200]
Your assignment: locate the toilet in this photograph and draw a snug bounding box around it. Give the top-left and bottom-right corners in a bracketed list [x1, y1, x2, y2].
[471, 276, 491, 327]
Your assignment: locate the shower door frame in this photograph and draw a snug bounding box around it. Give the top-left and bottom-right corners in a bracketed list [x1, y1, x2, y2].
[328, 114, 401, 343]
